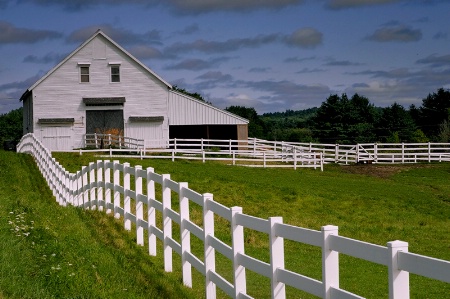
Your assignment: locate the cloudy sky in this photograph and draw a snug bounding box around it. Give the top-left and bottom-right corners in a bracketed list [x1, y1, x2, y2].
[1, 0, 449, 115]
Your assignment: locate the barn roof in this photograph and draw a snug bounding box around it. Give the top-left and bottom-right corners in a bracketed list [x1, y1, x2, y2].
[20, 30, 171, 101]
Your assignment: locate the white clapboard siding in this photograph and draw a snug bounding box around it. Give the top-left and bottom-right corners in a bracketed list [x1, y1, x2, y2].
[27, 31, 170, 151]
[168, 91, 248, 125]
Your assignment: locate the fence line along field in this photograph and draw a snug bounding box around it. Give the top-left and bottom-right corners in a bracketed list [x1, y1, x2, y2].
[16, 133, 450, 299]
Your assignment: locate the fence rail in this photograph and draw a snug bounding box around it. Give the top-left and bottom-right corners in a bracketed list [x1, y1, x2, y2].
[82, 135, 450, 166]
[17, 133, 450, 299]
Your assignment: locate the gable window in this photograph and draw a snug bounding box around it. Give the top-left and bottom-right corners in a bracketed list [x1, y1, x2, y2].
[80, 66, 90, 83]
[110, 65, 120, 82]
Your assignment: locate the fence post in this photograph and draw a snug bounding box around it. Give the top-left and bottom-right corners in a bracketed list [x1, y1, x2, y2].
[204, 193, 216, 299]
[64, 169, 70, 206]
[203, 150, 206, 163]
[123, 162, 131, 231]
[232, 151, 236, 165]
[113, 160, 120, 219]
[179, 182, 192, 287]
[293, 147, 297, 170]
[89, 162, 96, 210]
[96, 160, 104, 211]
[104, 160, 111, 214]
[146, 167, 156, 256]
[401, 143, 405, 164]
[264, 152, 266, 168]
[51, 158, 58, 198]
[231, 206, 246, 298]
[374, 143, 378, 162]
[229, 139, 232, 154]
[335, 144, 339, 163]
[82, 166, 88, 209]
[201, 138, 204, 151]
[321, 153, 324, 172]
[322, 225, 339, 299]
[387, 240, 409, 299]
[134, 165, 143, 246]
[76, 170, 82, 207]
[270, 217, 285, 299]
[174, 138, 177, 151]
[428, 142, 431, 162]
[356, 144, 360, 163]
[55, 163, 62, 205]
[162, 174, 172, 272]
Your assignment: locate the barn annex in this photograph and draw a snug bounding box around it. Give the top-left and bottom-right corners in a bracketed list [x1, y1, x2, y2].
[20, 30, 248, 151]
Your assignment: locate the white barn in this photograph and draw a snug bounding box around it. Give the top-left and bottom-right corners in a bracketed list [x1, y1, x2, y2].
[20, 30, 248, 151]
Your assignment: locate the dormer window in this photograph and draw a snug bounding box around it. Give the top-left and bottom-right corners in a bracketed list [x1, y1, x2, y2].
[78, 62, 91, 83]
[109, 62, 121, 83]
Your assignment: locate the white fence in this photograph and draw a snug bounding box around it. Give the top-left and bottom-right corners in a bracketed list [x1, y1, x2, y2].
[85, 133, 144, 149]
[17, 133, 450, 299]
[77, 136, 325, 171]
[83, 135, 450, 166]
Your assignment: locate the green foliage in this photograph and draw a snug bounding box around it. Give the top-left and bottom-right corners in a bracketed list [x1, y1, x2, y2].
[0, 107, 23, 147]
[310, 93, 378, 144]
[376, 102, 417, 142]
[418, 88, 450, 140]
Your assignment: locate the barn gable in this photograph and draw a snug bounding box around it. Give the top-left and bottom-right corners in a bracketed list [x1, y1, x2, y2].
[20, 30, 248, 151]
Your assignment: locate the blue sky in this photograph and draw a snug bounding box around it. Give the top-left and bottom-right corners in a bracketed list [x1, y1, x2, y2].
[1, 0, 449, 115]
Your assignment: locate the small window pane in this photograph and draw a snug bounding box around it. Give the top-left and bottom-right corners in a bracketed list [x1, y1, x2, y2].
[111, 66, 120, 82]
[80, 66, 90, 83]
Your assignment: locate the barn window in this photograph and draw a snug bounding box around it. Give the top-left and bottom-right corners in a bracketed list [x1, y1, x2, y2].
[80, 66, 90, 83]
[111, 65, 120, 82]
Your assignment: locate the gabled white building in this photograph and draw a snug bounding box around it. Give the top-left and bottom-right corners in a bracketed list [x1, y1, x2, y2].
[20, 30, 248, 151]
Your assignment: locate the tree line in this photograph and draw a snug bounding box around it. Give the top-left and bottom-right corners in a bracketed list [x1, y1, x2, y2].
[226, 88, 450, 144]
[1, 88, 449, 148]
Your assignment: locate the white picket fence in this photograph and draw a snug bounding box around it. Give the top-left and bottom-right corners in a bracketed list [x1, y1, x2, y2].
[17, 133, 450, 299]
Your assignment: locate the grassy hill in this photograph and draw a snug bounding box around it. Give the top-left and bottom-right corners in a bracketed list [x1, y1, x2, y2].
[0, 150, 197, 298]
[1, 150, 449, 298]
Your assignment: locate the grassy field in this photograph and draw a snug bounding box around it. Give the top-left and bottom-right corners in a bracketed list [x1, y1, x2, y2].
[0, 150, 197, 299]
[1, 150, 449, 298]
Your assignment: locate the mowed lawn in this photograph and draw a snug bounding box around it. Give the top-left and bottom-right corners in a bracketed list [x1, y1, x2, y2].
[1, 150, 449, 298]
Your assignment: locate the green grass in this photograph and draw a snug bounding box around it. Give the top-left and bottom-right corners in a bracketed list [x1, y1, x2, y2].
[0, 150, 197, 299]
[2, 150, 449, 298]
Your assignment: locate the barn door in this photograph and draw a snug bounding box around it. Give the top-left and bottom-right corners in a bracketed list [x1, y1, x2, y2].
[86, 110, 124, 147]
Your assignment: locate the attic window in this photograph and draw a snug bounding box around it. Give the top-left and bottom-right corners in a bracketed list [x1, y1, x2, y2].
[110, 65, 120, 82]
[129, 116, 164, 122]
[80, 65, 90, 83]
